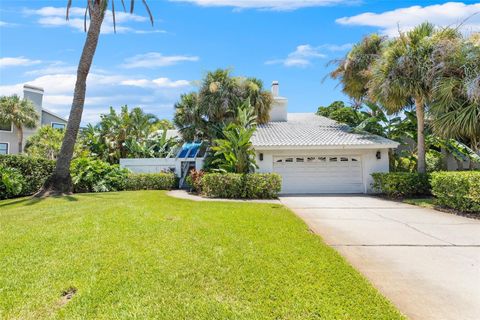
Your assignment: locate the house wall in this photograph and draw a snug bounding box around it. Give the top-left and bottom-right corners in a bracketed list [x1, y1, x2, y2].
[255, 148, 390, 193]
[120, 158, 177, 174]
[41, 111, 67, 127]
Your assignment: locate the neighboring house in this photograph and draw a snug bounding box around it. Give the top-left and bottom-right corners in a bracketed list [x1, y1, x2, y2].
[121, 82, 399, 194]
[0, 85, 68, 155]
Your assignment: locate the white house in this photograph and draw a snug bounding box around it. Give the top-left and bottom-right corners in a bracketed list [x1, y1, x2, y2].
[0, 85, 68, 155]
[121, 81, 399, 194]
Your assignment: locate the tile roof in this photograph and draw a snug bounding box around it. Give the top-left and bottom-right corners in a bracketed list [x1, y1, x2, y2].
[252, 113, 399, 148]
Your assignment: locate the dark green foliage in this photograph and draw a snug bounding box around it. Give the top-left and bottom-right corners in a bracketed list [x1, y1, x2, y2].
[70, 158, 129, 193]
[317, 101, 364, 127]
[0, 155, 55, 196]
[371, 172, 431, 198]
[124, 173, 177, 191]
[0, 166, 25, 199]
[244, 173, 282, 199]
[431, 171, 480, 213]
[201, 173, 282, 199]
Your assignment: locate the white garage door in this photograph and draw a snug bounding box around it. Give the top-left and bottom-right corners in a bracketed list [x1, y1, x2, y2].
[273, 155, 363, 194]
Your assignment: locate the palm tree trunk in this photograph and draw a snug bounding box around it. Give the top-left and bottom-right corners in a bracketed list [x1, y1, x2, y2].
[37, 3, 105, 196]
[415, 99, 426, 173]
[16, 126, 23, 154]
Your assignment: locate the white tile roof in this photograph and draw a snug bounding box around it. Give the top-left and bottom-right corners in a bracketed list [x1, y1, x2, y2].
[252, 113, 398, 148]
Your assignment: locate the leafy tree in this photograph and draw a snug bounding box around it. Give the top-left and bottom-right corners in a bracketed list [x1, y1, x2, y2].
[317, 101, 364, 127]
[42, 0, 153, 196]
[210, 101, 258, 173]
[80, 106, 159, 163]
[174, 69, 273, 142]
[124, 129, 179, 158]
[0, 95, 39, 153]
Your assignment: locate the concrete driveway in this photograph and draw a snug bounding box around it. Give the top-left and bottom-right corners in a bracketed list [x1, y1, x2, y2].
[280, 195, 480, 320]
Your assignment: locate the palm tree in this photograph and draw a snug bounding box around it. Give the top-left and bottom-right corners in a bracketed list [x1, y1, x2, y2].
[368, 23, 461, 173]
[0, 95, 39, 154]
[39, 0, 153, 196]
[430, 31, 480, 160]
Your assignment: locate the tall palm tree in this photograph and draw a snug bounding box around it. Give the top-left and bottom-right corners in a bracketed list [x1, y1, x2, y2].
[0, 95, 39, 154]
[39, 0, 153, 196]
[368, 23, 460, 173]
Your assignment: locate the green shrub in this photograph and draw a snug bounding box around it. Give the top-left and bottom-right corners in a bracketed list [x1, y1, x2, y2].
[201, 173, 244, 198]
[371, 172, 431, 198]
[244, 173, 282, 199]
[124, 173, 177, 191]
[201, 173, 282, 199]
[0, 166, 26, 199]
[426, 150, 444, 172]
[71, 158, 129, 193]
[431, 171, 480, 213]
[185, 169, 204, 193]
[0, 155, 55, 196]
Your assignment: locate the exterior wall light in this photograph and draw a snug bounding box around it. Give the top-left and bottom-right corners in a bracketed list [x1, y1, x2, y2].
[376, 151, 381, 160]
[259, 153, 264, 161]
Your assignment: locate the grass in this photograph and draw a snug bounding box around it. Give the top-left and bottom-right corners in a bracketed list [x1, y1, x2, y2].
[403, 197, 435, 209]
[0, 191, 403, 319]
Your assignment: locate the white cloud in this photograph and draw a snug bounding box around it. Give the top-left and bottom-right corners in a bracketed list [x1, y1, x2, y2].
[0, 57, 42, 68]
[0, 71, 192, 124]
[266, 43, 350, 67]
[24, 6, 164, 34]
[122, 52, 199, 68]
[170, 0, 354, 10]
[121, 78, 191, 88]
[336, 2, 480, 36]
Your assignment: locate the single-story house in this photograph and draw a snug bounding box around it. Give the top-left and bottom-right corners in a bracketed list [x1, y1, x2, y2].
[0, 85, 68, 155]
[121, 81, 399, 194]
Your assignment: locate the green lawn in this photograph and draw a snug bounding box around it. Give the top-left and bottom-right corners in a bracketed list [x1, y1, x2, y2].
[0, 191, 403, 319]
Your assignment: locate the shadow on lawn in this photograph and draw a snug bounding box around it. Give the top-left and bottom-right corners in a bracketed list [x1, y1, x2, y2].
[0, 195, 78, 208]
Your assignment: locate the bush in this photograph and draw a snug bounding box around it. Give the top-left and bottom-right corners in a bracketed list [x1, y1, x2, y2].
[0, 155, 55, 196]
[0, 166, 26, 199]
[124, 173, 177, 191]
[71, 158, 129, 193]
[244, 173, 282, 199]
[431, 171, 480, 213]
[201, 173, 282, 199]
[371, 172, 431, 198]
[185, 169, 204, 193]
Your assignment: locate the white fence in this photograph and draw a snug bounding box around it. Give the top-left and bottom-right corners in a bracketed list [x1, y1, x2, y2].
[120, 158, 205, 177]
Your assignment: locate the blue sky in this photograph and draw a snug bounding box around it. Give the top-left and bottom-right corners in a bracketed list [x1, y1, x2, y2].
[1, 1, 479, 124]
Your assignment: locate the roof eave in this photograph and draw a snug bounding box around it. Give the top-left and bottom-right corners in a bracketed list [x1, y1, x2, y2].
[253, 143, 400, 151]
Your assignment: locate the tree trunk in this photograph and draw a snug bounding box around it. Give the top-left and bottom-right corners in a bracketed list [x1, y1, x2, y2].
[16, 126, 23, 154]
[37, 3, 105, 196]
[415, 99, 426, 174]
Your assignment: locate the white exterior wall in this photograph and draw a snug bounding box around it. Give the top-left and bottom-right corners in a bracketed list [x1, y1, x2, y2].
[120, 158, 177, 174]
[255, 148, 390, 193]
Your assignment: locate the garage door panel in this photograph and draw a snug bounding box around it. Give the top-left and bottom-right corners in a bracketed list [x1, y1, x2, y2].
[273, 155, 364, 194]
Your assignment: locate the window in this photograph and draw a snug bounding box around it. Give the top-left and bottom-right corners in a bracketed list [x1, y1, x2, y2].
[0, 121, 12, 132]
[329, 157, 338, 162]
[52, 122, 66, 130]
[296, 157, 304, 163]
[0, 143, 8, 155]
[275, 158, 283, 163]
[351, 157, 359, 162]
[340, 157, 349, 162]
[317, 157, 326, 162]
[306, 157, 315, 162]
[285, 158, 293, 163]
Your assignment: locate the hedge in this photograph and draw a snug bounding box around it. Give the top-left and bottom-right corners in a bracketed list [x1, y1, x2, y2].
[0, 166, 26, 199]
[371, 172, 431, 198]
[201, 173, 282, 199]
[0, 155, 55, 196]
[124, 173, 177, 191]
[431, 171, 480, 213]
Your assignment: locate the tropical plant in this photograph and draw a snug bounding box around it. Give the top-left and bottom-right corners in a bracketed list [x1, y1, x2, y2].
[430, 31, 480, 161]
[41, 0, 153, 196]
[174, 69, 273, 142]
[124, 129, 179, 158]
[80, 106, 160, 163]
[0, 95, 39, 153]
[25, 126, 85, 160]
[0, 166, 25, 199]
[210, 101, 258, 174]
[368, 23, 462, 173]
